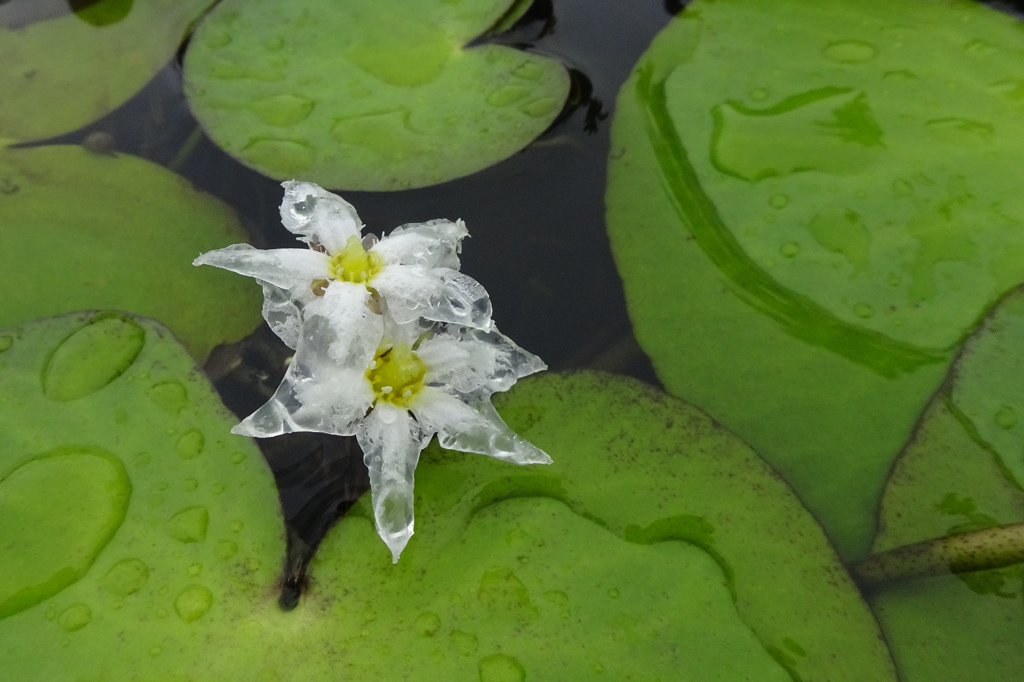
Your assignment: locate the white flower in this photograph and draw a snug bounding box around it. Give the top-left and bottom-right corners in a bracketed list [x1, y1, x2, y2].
[193, 181, 492, 349]
[233, 304, 551, 563]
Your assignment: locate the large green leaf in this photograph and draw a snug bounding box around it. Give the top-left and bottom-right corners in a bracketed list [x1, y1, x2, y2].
[0, 353, 898, 679]
[0, 0, 214, 143]
[869, 287, 1024, 681]
[0, 311, 285, 676]
[0, 145, 261, 360]
[606, 0, 1024, 559]
[182, 0, 570, 190]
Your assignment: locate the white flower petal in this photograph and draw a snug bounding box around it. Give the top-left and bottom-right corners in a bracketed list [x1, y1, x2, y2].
[357, 403, 431, 563]
[411, 387, 551, 465]
[372, 219, 468, 269]
[280, 181, 362, 253]
[257, 279, 316, 350]
[373, 265, 492, 330]
[233, 363, 373, 438]
[194, 243, 328, 288]
[304, 282, 383, 366]
[419, 324, 546, 395]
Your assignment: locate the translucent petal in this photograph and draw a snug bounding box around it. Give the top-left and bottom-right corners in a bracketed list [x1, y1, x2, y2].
[232, 362, 373, 438]
[372, 219, 469, 269]
[373, 265, 492, 330]
[411, 387, 552, 465]
[280, 181, 362, 253]
[418, 324, 547, 396]
[304, 282, 383, 366]
[193, 243, 328, 287]
[257, 279, 315, 350]
[357, 403, 431, 563]
[233, 286, 382, 438]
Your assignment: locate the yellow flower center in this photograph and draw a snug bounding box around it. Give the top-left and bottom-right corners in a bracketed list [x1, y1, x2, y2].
[365, 343, 426, 408]
[327, 235, 384, 284]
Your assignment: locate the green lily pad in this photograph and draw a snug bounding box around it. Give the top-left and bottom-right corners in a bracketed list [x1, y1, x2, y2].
[0, 0, 214, 143]
[0, 145, 261, 360]
[0, 311, 284, 673]
[0, 359, 898, 680]
[869, 287, 1024, 681]
[182, 0, 570, 190]
[316, 371, 897, 680]
[606, 0, 1024, 558]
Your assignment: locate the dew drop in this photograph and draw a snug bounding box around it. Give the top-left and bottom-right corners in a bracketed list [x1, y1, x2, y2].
[823, 40, 877, 63]
[478, 653, 526, 682]
[994, 406, 1017, 430]
[450, 630, 479, 655]
[853, 303, 875, 319]
[212, 482, 226, 495]
[769, 194, 789, 209]
[149, 646, 162, 657]
[245, 557, 261, 572]
[174, 585, 214, 623]
[519, 97, 559, 118]
[187, 563, 203, 578]
[147, 381, 188, 416]
[0, 335, 12, 353]
[780, 242, 801, 258]
[183, 477, 199, 492]
[711, 88, 884, 181]
[230, 452, 247, 464]
[242, 138, 315, 176]
[415, 611, 441, 636]
[748, 88, 769, 101]
[57, 603, 91, 632]
[249, 94, 316, 127]
[594, 663, 605, 674]
[607, 588, 620, 599]
[165, 506, 209, 543]
[42, 315, 145, 402]
[230, 520, 244, 533]
[175, 429, 205, 460]
[512, 61, 543, 81]
[265, 36, 285, 50]
[216, 541, 238, 560]
[101, 558, 149, 596]
[0, 449, 130, 620]
[487, 86, 530, 107]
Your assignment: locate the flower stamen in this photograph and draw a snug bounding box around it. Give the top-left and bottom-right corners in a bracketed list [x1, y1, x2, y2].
[328, 235, 384, 284]
[365, 342, 426, 408]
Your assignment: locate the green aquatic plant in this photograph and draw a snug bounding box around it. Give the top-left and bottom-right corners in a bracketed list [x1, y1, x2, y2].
[606, 0, 1024, 559]
[0, 0, 215, 143]
[0, 331, 899, 680]
[0, 145, 261, 360]
[182, 0, 570, 189]
[0, 144, 260, 360]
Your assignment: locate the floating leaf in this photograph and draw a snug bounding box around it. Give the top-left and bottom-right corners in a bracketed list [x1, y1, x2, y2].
[0, 0, 214, 143]
[182, 0, 570, 190]
[0, 362, 897, 680]
[868, 287, 1024, 681]
[606, 0, 1024, 558]
[0, 145, 261, 360]
[0, 311, 284, 672]
[316, 371, 897, 680]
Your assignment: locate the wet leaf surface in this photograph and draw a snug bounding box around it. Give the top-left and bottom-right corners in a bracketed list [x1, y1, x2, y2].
[870, 286, 1024, 681]
[0, 0, 214, 143]
[0, 145, 262, 360]
[606, 0, 1024, 559]
[0, 311, 284, 675]
[182, 0, 570, 190]
[0, 356, 896, 679]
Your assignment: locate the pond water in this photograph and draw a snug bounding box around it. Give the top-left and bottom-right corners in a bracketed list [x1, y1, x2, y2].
[4, 0, 1024, 680]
